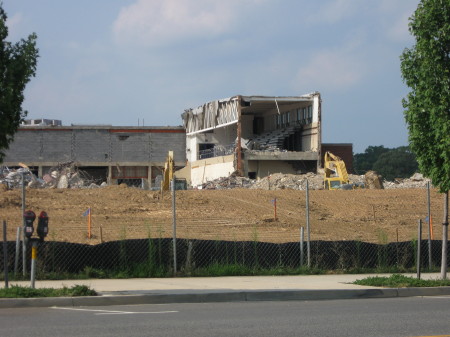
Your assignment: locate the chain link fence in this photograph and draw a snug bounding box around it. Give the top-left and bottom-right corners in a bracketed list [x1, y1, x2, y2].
[0, 219, 446, 279]
[0, 183, 447, 279]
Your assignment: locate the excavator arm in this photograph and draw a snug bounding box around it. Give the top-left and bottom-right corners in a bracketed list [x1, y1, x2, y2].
[161, 151, 174, 192]
[323, 151, 350, 190]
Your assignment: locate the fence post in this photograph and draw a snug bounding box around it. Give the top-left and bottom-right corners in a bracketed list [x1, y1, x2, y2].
[427, 181, 432, 269]
[417, 219, 422, 279]
[3, 220, 8, 289]
[440, 191, 449, 280]
[171, 179, 177, 275]
[14, 227, 21, 277]
[300, 227, 304, 267]
[306, 180, 311, 268]
[21, 172, 27, 276]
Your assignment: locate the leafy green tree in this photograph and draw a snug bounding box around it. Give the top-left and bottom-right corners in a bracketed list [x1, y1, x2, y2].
[0, 4, 39, 162]
[354, 146, 418, 180]
[400, 0, 450, 279]
[353, 145, 390, 174]
[372, 146, 419, 181]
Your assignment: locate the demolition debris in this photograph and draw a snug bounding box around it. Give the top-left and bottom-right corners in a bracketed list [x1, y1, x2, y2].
[200, 172, 431, 190]
[1, 164, 432, 191]
[0, 162, 98, 189]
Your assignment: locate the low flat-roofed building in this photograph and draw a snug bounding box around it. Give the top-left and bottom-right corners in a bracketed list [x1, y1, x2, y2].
[3, 123, 186, 188]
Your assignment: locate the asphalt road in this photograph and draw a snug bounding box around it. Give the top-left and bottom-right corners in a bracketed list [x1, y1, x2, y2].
[1, 297, 449, 337]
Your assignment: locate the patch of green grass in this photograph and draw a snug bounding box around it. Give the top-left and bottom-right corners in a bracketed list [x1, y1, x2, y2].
[190, 263, 325, 277]
[0, 285, 97, 298]
[353, 274, 450, 288]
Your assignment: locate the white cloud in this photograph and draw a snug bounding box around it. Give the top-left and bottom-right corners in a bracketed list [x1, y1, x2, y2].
[294, 43, 366, 92]
[376, 1, 417, 42]
[307, 0, 359, 25]
[5, 12, 24, 37]
[113, 0, 256, 46]
[387, 10, 413, 42]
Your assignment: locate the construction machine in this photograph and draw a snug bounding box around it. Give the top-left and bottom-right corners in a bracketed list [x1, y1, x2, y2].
[161, 151, 174, 192]
[323, 151, 351, 190]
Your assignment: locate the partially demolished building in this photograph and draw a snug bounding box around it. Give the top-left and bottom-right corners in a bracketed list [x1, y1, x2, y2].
[182, 92, 322, 187]
[2, 122, 186, 188]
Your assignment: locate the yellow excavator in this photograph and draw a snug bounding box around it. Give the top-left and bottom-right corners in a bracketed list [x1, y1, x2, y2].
[161, 151, 174, 192]
[323, 151, 350, 190]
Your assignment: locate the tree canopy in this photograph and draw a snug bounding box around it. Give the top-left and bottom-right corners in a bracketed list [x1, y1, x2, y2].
[353, 146, 390, 174]
[0, 4, 39, 162]
[353, 145, 418, 180]
[372, 147, 419, 181]
[400, 0, 450, 193]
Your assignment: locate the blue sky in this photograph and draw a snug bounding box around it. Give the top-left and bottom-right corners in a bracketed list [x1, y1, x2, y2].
[4, 0, 418, 153]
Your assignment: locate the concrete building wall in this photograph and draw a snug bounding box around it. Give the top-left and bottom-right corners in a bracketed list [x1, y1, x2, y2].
[190, 154, 235, 187]
[4, 127, 186, 165]
[74, 129, 110, 162]
[3, 126, 186, 187]
[186, 136, 198, 163]
[301, 123, 320, 152]
[241, 115, 254, 139]
[247, 160, 297, 178]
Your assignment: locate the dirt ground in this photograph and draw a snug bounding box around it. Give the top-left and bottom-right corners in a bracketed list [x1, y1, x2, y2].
[0, 185, 446, 244]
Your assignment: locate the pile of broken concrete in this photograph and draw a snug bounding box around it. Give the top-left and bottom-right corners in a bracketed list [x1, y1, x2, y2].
[383, 173, 431, 189]
[201, 173, 254, 190]
[199, 171, 432, 190]
[0, 162, 99, 189]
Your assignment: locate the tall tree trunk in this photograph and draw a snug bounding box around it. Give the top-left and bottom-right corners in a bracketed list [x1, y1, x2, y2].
[440, 191, 449, 279]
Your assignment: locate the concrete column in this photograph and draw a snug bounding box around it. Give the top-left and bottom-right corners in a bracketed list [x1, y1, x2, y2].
[148, 165, 153, 189]
[107, 165, 112, 185]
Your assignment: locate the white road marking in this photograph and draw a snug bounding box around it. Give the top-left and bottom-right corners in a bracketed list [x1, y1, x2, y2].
[51, 307, 178, 315]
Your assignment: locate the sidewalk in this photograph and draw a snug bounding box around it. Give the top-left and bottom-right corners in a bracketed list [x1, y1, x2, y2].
[1, 273, 450, 308]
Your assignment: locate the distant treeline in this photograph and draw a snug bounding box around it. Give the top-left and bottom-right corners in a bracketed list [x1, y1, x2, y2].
[353, 146, 419, 181]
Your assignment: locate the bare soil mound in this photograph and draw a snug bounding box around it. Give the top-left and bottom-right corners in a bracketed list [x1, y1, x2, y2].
[0, 186, 444, 244]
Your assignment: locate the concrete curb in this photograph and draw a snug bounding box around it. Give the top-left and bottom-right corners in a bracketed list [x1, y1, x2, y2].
[1, 287, 450, 308]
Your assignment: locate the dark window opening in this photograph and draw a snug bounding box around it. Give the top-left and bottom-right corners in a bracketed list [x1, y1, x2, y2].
[253, 117, 264, 135]
[198, 143, 215, 159]
[118, 178, 144, 188]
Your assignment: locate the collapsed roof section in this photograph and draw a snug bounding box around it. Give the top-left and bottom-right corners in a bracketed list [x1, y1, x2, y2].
[182, 93, 322, 187]
[182, 94, 318, 134]
[182, 97, 239, 134]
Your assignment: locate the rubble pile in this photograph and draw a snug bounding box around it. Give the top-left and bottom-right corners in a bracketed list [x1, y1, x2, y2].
[201, 173, 254, 189]
[0, 162, 99, 189]
[383, 173, 431, 189]
[250, 172, 323, 190]
[364, 171, 384, 189]
[1, 163, 433, 191]
[348, 174, 365, 186]
[199, 172, 432, 190]
[0, 166, 35, 189]
[41, 162, 97, 189]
